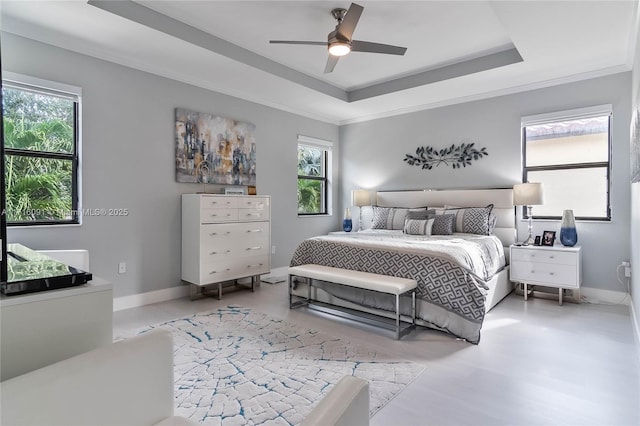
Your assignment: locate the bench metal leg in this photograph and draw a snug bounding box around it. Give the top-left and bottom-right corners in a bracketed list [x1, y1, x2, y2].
[289, 275, 311, 309]
[395, 294, 401, 339]
[412, 291, 416, 325]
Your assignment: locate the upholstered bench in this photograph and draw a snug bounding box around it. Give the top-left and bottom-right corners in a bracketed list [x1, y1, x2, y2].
[288, 264, 417, 339]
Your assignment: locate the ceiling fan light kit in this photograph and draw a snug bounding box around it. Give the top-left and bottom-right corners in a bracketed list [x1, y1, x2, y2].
[328, 41, 351, 56]
[269, 2, 407, 73]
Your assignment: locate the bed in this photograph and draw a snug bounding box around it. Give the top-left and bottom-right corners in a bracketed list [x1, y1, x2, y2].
[289, 188, 516, 344]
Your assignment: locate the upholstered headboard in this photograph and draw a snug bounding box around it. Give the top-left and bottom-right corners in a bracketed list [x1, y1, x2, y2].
[360, 188, 516, 247]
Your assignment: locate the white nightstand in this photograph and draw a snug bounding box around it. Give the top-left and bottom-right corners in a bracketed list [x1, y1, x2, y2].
[509, 244, 582, 305]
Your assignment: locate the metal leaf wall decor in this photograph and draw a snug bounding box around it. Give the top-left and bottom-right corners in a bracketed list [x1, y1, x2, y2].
[404, 142, 488, 170]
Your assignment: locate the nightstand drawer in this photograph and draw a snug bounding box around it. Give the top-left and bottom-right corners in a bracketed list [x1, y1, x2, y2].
[511, 260, 579, 288]
[511, 249, 577, 266]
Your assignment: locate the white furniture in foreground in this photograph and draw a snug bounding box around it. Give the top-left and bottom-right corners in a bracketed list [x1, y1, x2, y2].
[0, 276, 113, 381]
[0, 329, 196, 426]
[181, 194, 271, 299]
[302, 375, 370, 426]
[1, 328, 369, 426]
[510, 244, 582, 305]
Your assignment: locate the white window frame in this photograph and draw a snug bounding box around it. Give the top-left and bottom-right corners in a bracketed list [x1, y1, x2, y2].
[521, 104, 612, 221]
[297, 134, 333, 216]
[2, 72, 83, 226]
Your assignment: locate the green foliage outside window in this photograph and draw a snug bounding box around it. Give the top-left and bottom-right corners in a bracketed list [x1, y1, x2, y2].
[2, 87, 76, 223]
[297, 145, 325, 214]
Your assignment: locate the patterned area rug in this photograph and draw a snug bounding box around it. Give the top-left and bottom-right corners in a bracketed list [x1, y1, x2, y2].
[131, 306, 424, 425]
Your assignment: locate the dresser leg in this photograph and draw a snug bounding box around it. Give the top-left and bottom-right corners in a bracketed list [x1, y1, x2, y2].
[190, 284, 205, 301]
[523, 283, 528, 301]
[559, 288, 563, 306]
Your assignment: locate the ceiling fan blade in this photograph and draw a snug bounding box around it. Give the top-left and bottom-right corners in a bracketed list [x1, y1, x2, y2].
[324, 55, 340, 73]
[351, 40, 407, 55]
[269, 40, 326, 46]
[336, 3, 364, 40]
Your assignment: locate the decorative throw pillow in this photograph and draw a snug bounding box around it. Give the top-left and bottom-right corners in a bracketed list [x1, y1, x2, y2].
[403, 218, 434, 235]
[372, 206, 428, 230]
[431, 214, 454, 235]
[406, 209, 431, 220]
[444, 204, 494, 235]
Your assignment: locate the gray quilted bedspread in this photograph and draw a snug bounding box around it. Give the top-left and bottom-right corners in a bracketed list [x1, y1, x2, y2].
[289, 232, 506, 344]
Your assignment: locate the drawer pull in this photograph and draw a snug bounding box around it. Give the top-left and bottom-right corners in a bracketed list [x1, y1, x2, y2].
[246, 213, 261, 217]
[246, 229, 263, 233]
[209, 250, 231, 255]
[209, 231, 231, 236]
[246, 246, 262, 251]
[209, 268, 231, 275]
[549, 272, 555, 276]
[247, 263, 264, 269]
[549, 255, 555, 259]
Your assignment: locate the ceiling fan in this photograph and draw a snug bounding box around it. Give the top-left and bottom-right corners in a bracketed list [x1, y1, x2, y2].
[269, 3, 407, 74]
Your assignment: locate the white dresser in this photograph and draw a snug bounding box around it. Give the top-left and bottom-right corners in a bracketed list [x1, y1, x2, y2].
[510, 244, 582, 305]
[181, 194, 271, 299]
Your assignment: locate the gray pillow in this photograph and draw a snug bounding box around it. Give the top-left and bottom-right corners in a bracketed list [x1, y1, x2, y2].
[372, 207, 427, 230]
[405, 209, 430, 220]
[431, 214, 454, 235]
[444, 204, 494, 235]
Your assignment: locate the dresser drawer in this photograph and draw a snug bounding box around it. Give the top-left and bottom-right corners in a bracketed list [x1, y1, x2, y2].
[511, 248, 577, 266]
[200, 208, 238, 223]
[199, 196, 238, 209]
[238, 208, 270, 221]
[511, 260, 579, 288]
[239, 197, 269, 210]
[200, 241, 269, 263]
[198, 256, 270, 283]
[200, 223, 269, 247]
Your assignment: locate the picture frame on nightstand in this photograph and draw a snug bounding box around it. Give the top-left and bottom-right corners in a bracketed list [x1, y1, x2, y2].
[541, 231, 556, 246]
[534, 236, 541, 246]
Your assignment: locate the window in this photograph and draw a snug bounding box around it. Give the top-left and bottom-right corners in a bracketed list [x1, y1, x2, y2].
[2, 73, 81, 225]
[297, 135, 332, 215]
[522, 105, 611, 220]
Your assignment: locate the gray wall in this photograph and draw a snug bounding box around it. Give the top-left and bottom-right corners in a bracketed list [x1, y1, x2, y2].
[340, 72, 632, 293]
[631, 26, 640, 341]
[2, 33, 339, 298]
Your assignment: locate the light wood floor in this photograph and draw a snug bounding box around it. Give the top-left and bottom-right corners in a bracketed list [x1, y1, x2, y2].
[114, 282, 640, 426]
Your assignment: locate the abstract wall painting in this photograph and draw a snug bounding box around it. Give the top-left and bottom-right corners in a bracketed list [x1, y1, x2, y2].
[175, 108, 256, 185]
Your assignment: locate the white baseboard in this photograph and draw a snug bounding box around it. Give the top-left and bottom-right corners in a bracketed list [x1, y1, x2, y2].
[113, 285, 190, 312]
[580, 287, 630, 305]
[262, 266, 289, 281]
[113, 268, 291, 312]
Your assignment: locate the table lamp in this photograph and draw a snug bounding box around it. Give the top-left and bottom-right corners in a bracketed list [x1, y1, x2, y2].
[513, 182, 544, 246]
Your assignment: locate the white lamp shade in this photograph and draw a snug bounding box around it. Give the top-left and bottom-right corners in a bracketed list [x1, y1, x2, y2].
[352, 189, 371, 207]
[513, 183, 544, 206]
